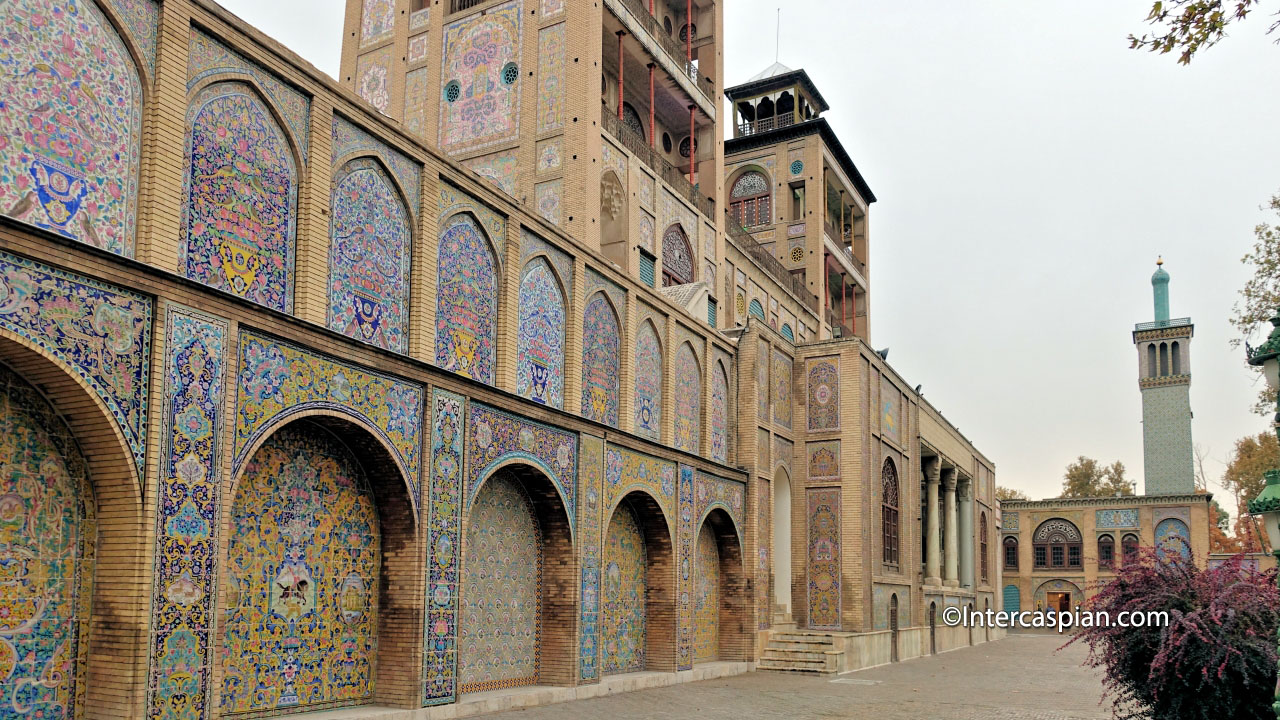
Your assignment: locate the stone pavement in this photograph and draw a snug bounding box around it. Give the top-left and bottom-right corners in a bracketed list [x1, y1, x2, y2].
[482, 634, 1112, 720]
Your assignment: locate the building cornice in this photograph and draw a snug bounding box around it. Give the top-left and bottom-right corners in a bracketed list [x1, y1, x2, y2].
[1001, 493, 1211, 510]
[1139, 374, 1190, 389]
[725, 118, 876, 203]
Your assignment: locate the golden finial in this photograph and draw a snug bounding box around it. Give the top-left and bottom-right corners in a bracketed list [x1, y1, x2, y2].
[1156, 256, 1164, 266]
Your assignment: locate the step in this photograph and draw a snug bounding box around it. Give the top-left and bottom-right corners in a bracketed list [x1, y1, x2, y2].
[767, 640, 834, 652]
[757, 658, 830, 673]
[770, 633, 835, 645]
[761, 648, 831, 663]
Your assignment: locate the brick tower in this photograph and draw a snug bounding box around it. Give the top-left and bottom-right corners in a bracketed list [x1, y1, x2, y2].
[1132, 257, 1195, 494]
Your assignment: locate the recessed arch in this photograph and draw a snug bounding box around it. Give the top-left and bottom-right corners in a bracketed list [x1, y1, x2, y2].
[673, 341, 701, 454]
[517, 256, 568, 408]
[661, 223, 694, 286]
[1032, 518, 1083, 569]
[728, 167, 772, 228]
[748, 298, 766, 321]
[634, 320, 663, 441]
[219, 416, 419, 714]
[771, 466, 793, 617]
[710, 359, 730, 463]
[582, 291, 621, 427]
[601, 490, 677, 674]
[694, 508, 749, 664]
[460, 461, 576, 692]
[436, 211, 501, 384]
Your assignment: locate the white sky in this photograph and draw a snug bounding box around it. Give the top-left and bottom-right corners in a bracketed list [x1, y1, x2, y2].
[217, 0, 1280, 506]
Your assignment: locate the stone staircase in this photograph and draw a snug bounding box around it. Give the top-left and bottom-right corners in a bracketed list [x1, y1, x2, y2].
[758, 609, 844, 673]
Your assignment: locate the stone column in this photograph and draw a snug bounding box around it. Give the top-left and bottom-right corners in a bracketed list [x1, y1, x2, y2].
[958, 477, 974, 589]
[925, 458, 942, 586]
[943, 468, 959, 587]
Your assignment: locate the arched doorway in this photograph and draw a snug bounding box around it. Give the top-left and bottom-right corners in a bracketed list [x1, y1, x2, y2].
[0, 362, 96, 716]
[221, 417, 415, 715]
[888, 594, 899, 663]
[602, 492, 675, 674]
[460, 463, 574, 692]
[928, 602, 937, 655]
[695, 508, 749, 664]
[771, 468, 792, 620]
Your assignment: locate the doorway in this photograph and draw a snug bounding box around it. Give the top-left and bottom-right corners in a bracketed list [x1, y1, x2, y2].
[1047, 591, 1071, 613]
[772, 469, 792, 618]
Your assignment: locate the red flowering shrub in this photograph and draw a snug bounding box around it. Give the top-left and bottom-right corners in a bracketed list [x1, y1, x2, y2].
[1066, 547, 1280, 719]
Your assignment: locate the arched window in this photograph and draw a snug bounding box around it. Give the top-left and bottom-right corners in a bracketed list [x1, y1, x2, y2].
[1147, 343, 1157, 377]
[661, 224, 694, 286]
[1003, 536, 1018, 570]
[1033, 519, 1083, 569]
[1121, 533, 1139, 564]
[1171, 341, 1181, 375]
[729, 171, 771, 228]
[1098, 534, 1115, 569]
[748, 299, 765, 321]
[882, 459, 899, 565]
[622, 101, 645, 140]
[979, 512, 989, 582]
[1159, 342, 1169, 376]
[781, 323, 795, 341]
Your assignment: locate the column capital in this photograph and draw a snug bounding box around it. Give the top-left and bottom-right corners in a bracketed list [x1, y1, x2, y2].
[925, 456, 941, 483]
[941, 467, 957, 491]
[957, 476, 971, 500]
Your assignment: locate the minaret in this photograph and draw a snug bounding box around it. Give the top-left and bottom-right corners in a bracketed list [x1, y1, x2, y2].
[1132, 257, 1195, 495]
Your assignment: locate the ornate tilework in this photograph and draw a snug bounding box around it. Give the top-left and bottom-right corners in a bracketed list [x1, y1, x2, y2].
[662, 224, 694, 285]
[408, 32, 430, 64]
[710, 361, 729, 463]
[586, 268, 627, 316]
[440, 182, 506, 254]
[582, 293, 621, 427]
[536, 138, 562, 172]
[410, 6, 430, 29]
[602, 501, 646, 674]
[461, 474, 541, 693]
[331, 116, 421, 213]
[188, 29, 310, 161]
[1156, 518, 1192, 561]
[0, 250, 151, 480]
[676, 464, 694, 670]
[1095, 509, 1138, 529]
[694, 473, 745, 530]
[881, 375, 900, 444]
[541, 0, 565, 17]
[694, 524, 719, 663]
[773, 436, 792, 478]
[516, 258, 567, 407]
[535, 180, 562, 225]
[537, 23, 565, 133]
[520, 228, 572, 282]
[328, 158, 412, 353]
[757, 478, 770, 630]
[772, 349, 792, 428]
[148, 306, 227, 720]
[0, 365, 95, 719]
[108, 0, 161, 77]
[807, 357, 839, 431]
[756, 339, 769, 419]
[466, 402, 577, 524]
[757, 428, 770, 474]
[639, 213, 655, 253]
[356, 47, 393, 115]
[221, 424, 379, 715]
[435, 214, 499, 384]
[807, 441, 840, 480]
[360, 0, 394, 47]
[807, 488, 841, 630]
[439, 1, 523, 153]
[405, 68, 430, 136]
[660, 190, 696, 261]
[602, 140, 627, 181]
[639, 174, 654, 209]
[463, 149, 519, 196]
[634, 322, 663, 441]
[605, 446, 676, 520]
[578, 435, 604, 680]
[0, 0, 143, 256]
[181, 82, 296, 312]
[673, 344, 701, 454]
[1002, 511, 1019, 532]
[234, 332, 423, 507]
[424, 390, 464, 705]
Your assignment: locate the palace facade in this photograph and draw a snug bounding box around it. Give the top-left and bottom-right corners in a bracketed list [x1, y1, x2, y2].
[0, 0, 999, 718]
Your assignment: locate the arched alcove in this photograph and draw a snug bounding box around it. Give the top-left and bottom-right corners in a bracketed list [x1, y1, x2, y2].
[601, 491, 676, 674]
[771, 467, 793, 618]
[695, 508, 749, 664]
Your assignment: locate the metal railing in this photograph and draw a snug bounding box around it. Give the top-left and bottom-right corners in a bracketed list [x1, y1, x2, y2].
[1135, 317, 1192, 331]
[617, 0, 712, 101]
[601, 112, 715, 217]
[725, 213, 819, 314]
[825, 307, 854, 339]
[737, 114, 797, 136]
[824, 220, 866, 276]
[449, 0, 485, 13]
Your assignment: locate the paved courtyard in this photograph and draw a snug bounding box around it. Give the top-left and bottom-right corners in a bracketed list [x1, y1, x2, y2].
[485, 634, 1111, 720]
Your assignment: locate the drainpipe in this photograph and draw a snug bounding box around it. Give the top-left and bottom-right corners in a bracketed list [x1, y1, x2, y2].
[688, 105, 695, 184]
[648, 63, 655, 148]
[617, 31, 625, 121]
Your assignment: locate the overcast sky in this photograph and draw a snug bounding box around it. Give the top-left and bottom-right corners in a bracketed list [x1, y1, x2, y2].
[219, 0, 1280, 505]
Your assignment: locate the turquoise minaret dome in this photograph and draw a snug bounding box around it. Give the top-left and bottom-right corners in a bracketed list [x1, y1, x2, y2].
[1151, 256, 1170, 323]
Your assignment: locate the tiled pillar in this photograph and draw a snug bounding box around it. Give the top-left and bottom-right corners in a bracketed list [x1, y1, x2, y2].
[958, 477, 974, 589]
[943, 469, 959, 588]
[924, 458, 942, 586]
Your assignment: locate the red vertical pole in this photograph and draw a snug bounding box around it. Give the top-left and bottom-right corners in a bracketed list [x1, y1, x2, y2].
[841, 275, 848, 331]
[649, 0, 653, 14]
[686, 0, 692, 62]
[648, 63, 655, 148]
[617, 32, 625, 121]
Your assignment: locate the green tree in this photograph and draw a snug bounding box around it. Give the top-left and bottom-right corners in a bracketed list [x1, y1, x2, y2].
[995, 486, 1028, 501]
[1061, 456, 1134, 498]
[1223, 432, 1280, 511]
[1232, 192, 1280, 415]
[1130, 0, 1280, 65]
